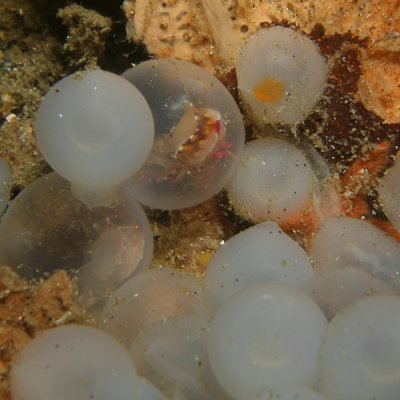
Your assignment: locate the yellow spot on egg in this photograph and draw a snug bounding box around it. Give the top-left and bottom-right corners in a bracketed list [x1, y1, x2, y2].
[253, 77, 285, 104]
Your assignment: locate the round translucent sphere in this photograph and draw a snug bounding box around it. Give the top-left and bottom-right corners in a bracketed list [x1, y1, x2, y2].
[250, 385, 327, 400]
[0, 157, 11, 214]
[134, 378, 167, 400]
[310, 216, 400, 292]
[11, 325, 141, 400]
[0, 173, 153, 310]
[302, 267, 395, 320]
[102, 268, 206, 348]
[130, 314, 224, 399]
[204, 221, 313, 313]
[226, 138, 315, 225]
[319, 296, 400, 400]
[378, 152, 400, 232]
[208, 283, 327, 399]
[236, 26, 327, 125]
[35, 69, 154, 198]
[122, 59, 245, 210]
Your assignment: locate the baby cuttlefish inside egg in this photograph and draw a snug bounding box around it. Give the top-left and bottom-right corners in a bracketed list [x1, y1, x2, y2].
[172, 100, 226, 166]
[252, 76, 285, 104]
[159, 101, 230, 182]
[122, 59, 245, 210]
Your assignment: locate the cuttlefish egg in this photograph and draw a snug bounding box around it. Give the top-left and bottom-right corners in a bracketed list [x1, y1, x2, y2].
[122, 59, 245, 210]
[171, 101, 224, 165]
[236, 26, 327, 125]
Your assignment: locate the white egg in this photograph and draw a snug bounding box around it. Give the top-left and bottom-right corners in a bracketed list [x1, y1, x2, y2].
[35, 69, 154, 202]
[226, 138, 315, 225]
[11, 325, 142, 400]
[236, 26, 327, 125]
[319, 295, 400, 400]
[204, 221, 313, 312]
[301, 266, 396, 319]
[250, 385, 327, 400]
[135, 377, 168, 400]
[208, 283, 327, 399]
[130, 314, 227, 400]
[310, 216, 400, 291]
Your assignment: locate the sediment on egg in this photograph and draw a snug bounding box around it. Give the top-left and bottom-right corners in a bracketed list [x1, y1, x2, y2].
[225, 137, 340, 243]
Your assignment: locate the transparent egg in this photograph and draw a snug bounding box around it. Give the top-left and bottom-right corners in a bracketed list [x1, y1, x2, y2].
[0, 157, 11, 214]
[319, 296, 400, 400]
[310, 216, 400, 292]
[226, 138, 316, 225]
[301, 267, 396, 320]
[208, 283, 327, 399]
[250, 385, 328, 400]
[134, 378, 167, 400]
[102, 268, 206, 348]
[122, 59, 245, 210]
[35, 69, 154, 202]
[236, 26, 327, 125]
[0, 173, 153, 311]
[11, 325, 141, 400]
[204, 221, 313, 313]
[130, 314, 226, 400]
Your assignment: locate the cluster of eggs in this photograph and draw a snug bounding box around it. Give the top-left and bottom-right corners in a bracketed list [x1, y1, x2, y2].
[2, 26, 400, 400]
